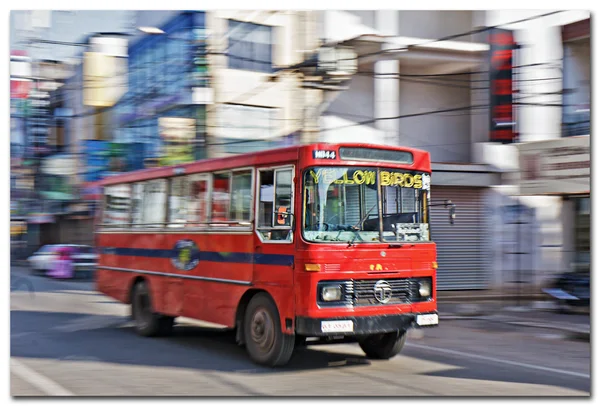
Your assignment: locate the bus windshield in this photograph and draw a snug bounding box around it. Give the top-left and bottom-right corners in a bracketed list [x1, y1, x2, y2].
[303, 166, 431, 243]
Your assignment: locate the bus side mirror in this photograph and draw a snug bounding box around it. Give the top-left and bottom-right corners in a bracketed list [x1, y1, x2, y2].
[276, 207, 296, 232]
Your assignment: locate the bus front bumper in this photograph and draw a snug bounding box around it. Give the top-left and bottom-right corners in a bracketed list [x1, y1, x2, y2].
[295, 312, 438, 337]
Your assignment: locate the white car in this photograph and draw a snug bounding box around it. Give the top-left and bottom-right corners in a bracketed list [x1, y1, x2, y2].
[28, 244, 98, 278]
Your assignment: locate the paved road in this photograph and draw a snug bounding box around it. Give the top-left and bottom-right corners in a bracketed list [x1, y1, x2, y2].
[10, 267, 590, 396]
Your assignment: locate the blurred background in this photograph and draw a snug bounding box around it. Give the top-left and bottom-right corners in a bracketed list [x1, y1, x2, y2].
[10, 9, 590, 298]
[9, 9, 591, 397]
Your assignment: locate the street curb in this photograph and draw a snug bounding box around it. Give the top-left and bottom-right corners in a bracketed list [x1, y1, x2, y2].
[440, 313, 590, 341]
[566, 331, 591, 342]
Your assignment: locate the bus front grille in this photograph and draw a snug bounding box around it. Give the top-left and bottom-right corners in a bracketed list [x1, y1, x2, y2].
[349, 278, 418, 306]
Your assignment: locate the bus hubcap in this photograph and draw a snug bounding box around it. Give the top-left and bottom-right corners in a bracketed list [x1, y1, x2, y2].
[250, 309, 275, 352]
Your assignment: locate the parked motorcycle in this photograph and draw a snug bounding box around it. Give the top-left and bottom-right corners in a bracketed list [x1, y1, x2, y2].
[542, 267, 590, 312]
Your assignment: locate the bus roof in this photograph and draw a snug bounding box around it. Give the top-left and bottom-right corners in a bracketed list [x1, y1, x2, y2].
[99, 143, 431, 186]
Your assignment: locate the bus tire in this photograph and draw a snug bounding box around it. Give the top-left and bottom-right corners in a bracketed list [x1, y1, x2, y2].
[244, 293, 294, 367]
[131, 281, 172, 337]
[359, 330, 407, 360]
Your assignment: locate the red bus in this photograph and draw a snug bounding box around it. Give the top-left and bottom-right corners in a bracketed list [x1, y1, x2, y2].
[95, 143, 453, 367]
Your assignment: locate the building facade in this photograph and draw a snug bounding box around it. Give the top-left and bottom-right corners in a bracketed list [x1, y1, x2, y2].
[65, 10, 319, 172]
[318, 10, 591, 292]
[54, 10, 319, 245]
[482, 11, 590, 290]
[319, 10, 502, 291]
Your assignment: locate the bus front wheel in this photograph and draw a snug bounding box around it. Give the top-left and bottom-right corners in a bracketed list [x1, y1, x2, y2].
[359, 330, 407, 360]
[244, 293, 295, 367]
[131, 281, 174, 337]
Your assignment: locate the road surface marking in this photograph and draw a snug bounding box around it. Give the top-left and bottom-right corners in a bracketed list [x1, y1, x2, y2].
[406, 343, 590, 379]
[11, 358, 74, 396]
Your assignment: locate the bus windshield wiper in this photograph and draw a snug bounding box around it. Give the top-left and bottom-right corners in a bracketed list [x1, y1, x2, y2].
[346, 203, 378, 247]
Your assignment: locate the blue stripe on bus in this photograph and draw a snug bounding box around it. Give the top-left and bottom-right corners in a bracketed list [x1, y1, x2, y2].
[100, 247, 294, 266]
[254, 253, 295, 266]
[101, 247, 173, 258]
[198, 251, 254, 264]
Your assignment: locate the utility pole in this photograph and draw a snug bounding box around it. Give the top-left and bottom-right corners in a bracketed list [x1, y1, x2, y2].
[294, 44, 358, 144]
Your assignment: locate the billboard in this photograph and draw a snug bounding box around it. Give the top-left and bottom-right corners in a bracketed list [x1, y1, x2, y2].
[517, 136, 590, 195]
[159, 117, 196, 166]
[41, 154, 78, 176]
[11, 79, 32, 99]
[489, 28, 518, 143]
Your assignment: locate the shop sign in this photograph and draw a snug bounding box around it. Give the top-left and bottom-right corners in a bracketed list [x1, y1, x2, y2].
[11, 221, 27, 236]
[517, 136, 590, 195]
[159, 117, 195, 166]
[41, 154, 78, 176]
[489, 28, 518, 143]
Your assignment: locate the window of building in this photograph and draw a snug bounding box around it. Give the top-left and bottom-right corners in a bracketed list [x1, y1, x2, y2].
[142, 179, 167, 226]
[230, 170, 252, 222]
[166, 39, 178, 94]
[257, 168, 293, 241]
[103, 184, 132, 226]
[574, 196, 590, 268]
[217, 104, 277, 150]
[228, 20, 273, 73]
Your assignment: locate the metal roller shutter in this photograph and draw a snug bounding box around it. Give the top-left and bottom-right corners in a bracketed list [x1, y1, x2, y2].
[430, 186, 488, 290]
[344, 185, 378, 225]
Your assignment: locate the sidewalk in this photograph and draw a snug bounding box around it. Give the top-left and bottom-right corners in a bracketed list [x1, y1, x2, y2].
[438, 300, 590, 341]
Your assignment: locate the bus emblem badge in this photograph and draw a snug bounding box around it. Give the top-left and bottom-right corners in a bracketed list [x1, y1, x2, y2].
[172, 240, 200, 271]
[373, 280, 393, 304]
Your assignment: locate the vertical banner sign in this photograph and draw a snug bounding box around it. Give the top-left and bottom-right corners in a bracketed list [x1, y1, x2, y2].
[489, 28, 518, 143]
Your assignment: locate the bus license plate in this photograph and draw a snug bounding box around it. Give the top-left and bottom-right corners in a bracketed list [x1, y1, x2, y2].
[416, 314, 439, 326]
[321, 320, 354, 333]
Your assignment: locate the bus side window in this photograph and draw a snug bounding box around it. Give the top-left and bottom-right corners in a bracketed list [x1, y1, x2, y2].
[142, 179, 167, 227]
[258, 170, 274, 230]
[103, 184, 132, 227]
[211, 173, 230, 222]
[131, 182, 144, 227]
[230, 170, 252, 222]
[257, 168, 293, 242]
[168, 177, 189, 227]
[187, 175, 209, 227]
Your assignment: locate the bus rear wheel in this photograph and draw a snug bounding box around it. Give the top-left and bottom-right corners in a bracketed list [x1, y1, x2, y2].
[244, 293, 295, 367]
[359, 330, 407, 360]
[131, 281, 174, 337]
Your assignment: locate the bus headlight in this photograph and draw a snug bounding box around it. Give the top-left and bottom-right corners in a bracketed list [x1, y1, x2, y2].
[321, 285, 343, 302]
[418, 280, 432, 297]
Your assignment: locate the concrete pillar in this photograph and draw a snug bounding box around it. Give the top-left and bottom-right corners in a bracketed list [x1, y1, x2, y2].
[374, 11, 400, 146]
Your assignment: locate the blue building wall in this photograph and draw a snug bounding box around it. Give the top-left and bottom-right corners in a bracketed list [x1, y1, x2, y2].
[116, 11, 208, 164]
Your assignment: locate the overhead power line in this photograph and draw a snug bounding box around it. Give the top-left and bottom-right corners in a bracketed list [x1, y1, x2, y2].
[345, 11, 566, 62]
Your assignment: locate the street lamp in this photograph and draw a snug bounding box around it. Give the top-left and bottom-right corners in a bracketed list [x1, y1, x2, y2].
[137, 26, 165, 35]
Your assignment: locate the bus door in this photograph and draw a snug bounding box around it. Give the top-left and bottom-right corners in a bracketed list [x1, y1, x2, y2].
[254, 166, 296, 308]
